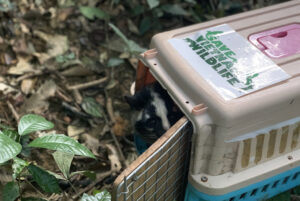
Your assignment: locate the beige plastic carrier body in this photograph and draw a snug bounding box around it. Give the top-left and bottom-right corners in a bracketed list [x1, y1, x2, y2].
[140, 0, 300, 196]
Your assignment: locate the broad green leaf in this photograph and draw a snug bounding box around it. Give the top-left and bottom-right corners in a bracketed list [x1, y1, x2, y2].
[21, 197, 47, 201]
[81, 190, 111, 201]
[2, 182, 19, 201]
[109, 23, 129, 45]
[79, 6, 109, 20]
[28, 134, 96, 159]
[0, 134, 22, 163]
[70, 170, 96, 180]
[107, 58, 124, 67]
[27, 164, 61, 193]
[12, 157, 29, 179]
[161, 4, 189, 16]
[52, 151, 74, 179]
[0, 128, 19, 141]
[46, 170, 66, 180]
[18, 114, 54, 136]
[127, 40, 147, 53]
[82, 97, 103, 118]
[147, 0, 159, 9]
[108, 23, 146, 54]
[139, 17, 153, 35]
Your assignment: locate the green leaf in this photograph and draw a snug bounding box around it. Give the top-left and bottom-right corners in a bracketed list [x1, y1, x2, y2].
[12, 157, 29, 179]
[0, 134, 22, 163]
[55, 55, 65, 63]
[2, 182, 19, 201]
[0, 128, 19, 141]
[147, 0, 159, 9]
[81, 190, 111, 201]
[267, 191, 290, 201]
[139, 16, 153, 35]
[52, 151, 74, 179]
[21, 197, 47, 201]
[56, 52, 75, 63]
[161, 4, 189, 16]
[127, 40, 147, 53]
[28, 134, 95, 159]
[108, 23, 146, 54]
[18, 114, 54, 136]
[0, 0, 14, 12]
[82, 97, 103, 118]
[107, 58, 124, 67]
[79, 6, 109, 20]
[46, 170, 66, 180]
[27, 164, 61, 193]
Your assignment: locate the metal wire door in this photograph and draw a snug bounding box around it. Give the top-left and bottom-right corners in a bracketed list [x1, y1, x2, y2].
[113, 117, 192, 201]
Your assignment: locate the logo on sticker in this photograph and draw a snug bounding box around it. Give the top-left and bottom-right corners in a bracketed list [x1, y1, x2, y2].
[185, 31, 258, 91]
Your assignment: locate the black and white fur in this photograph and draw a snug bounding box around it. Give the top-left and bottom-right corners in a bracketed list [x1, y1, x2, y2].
[125, 82, 183, 146]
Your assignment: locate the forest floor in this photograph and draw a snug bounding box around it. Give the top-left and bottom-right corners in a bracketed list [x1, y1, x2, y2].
[0, 0, 295, 200]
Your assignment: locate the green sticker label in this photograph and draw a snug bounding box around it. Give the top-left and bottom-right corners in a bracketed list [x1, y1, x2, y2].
[169, 24, 290, 100]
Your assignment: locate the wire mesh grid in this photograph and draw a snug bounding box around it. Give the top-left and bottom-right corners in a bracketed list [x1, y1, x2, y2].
[114, 120, 192, 201]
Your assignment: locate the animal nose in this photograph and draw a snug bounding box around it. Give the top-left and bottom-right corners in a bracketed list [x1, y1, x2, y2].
[135, 122, 144, 132]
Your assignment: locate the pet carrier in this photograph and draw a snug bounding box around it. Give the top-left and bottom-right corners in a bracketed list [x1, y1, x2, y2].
[113, 1, 300, 201]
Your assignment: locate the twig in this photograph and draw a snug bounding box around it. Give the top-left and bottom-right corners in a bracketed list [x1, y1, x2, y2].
[25, 178, 45, 197]
[56, 87, 72, 102]
[71, 170, 115, 200]
[16, 71, 42, 82]
[110, 132, 127, 166]
[72, 89, 83, 104]
[122, 136, 135, 146]
[67, 77, 108, 90]
[62, 102, 89, 118]
[6, 100, 19, 121]
[105, 97, 127, 167]
[106, 97, 115, 122]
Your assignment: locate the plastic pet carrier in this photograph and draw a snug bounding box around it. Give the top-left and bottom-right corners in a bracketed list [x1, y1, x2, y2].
[113, 1, 300, 201]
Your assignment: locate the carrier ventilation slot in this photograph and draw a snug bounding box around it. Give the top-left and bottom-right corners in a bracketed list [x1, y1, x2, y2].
[235, 122, 300, 171]
[223, 171, 300, 201]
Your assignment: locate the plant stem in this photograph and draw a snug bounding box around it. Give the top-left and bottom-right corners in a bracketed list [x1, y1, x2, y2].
[68, 179, 77, 193]
[25, 178, 45, 197]
[17, 177, 22, 199]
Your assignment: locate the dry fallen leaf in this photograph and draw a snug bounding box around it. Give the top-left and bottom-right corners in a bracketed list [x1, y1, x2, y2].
[81, 133, 101, 157]
[0, 83, 18, 95]
[21, 78, 35, 94]
[33, 30, 69, 64]
[67, 125, 85, 140]
[127, 19, 140, 35]
[112, 115, 129, 137]
[61, 65, 95, 77]
[128, 57, 138, 70]
[20, 80, 57, 114]
[106, 144, 122, 172]
[7, 57, 34, 75]
[57, 7, 74, 22]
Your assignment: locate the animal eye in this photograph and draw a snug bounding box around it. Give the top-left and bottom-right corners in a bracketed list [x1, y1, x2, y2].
[147, 118, 156, 127]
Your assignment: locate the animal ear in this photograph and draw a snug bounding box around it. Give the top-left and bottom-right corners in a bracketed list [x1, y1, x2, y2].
[124, 95, 143, 110]
[125, 86, 152, 110]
